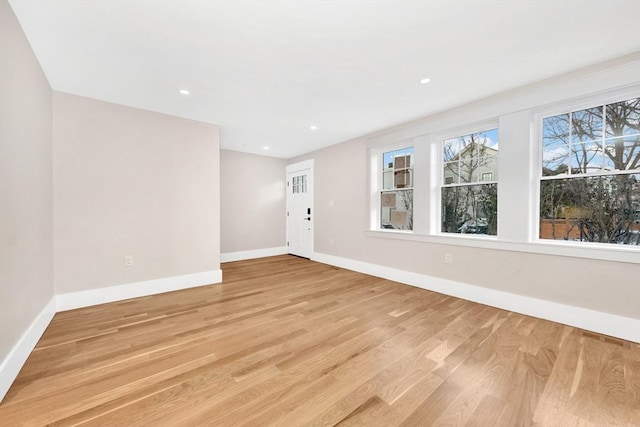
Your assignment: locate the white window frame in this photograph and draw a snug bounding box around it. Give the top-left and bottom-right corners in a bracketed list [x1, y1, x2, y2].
[435, 121, 499, 239]
[369, 141, 414, 233]
[365, 85, 639, 264]
[533, 86, 640, 247]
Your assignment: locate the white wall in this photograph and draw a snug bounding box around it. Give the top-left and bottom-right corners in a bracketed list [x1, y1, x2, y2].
[0, 6, 222, 398]
[291, 54, 640, 322]
[0, 0, 54, 368]
[220, 150, 286, 254]
[53, 92, 220, 294]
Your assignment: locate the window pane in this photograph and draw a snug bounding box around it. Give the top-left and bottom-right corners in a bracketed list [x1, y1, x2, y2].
[383, 152, 394, 170]
[478, 128, 499, 153]
[605, 97, 640, 138]
[443, 137, 464, 162]
[542, 141, 570, 176]
[604, 135, 640, 171]
[478, 156, 498, 182]
[543, 114, 570, 148]
[394, 154, 410, 169]
[459, 158, 479, 183]
[443, 161, 459, 185]
[441, 183, 497, 235]
[381, 190, 413, 231]
[394, 169, 412, 188]
[539, 174, 640, 245]
[382, 171, 394, 189]
[572, 106, 603, 144]
[542, 114, 572, 176]
[569, 142, 603, 174]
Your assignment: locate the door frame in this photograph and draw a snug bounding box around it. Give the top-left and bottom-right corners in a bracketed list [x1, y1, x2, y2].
[286, 159, 314, 258]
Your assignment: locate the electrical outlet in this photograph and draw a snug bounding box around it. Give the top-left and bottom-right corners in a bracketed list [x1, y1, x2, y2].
[444, 253, 453, 264]
[329, 238, 334, 246]
[124, 255, 134, 266]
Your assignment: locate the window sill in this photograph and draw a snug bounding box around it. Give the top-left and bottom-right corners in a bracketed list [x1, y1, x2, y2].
[365, 230, 639, 264]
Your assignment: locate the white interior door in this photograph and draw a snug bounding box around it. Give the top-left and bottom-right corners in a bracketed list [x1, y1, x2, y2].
[286, 160, 313, 259]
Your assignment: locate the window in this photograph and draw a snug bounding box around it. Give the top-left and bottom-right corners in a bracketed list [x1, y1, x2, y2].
[441, 128, 499, 235]
[292, 175, 307, 193]
[481, 172, 493, 182]
[540, 97, 640, 245]
[380, 147, 413, 230]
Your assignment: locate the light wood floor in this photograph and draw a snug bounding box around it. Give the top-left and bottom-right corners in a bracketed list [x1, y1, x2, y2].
[0, 255, 638, 426]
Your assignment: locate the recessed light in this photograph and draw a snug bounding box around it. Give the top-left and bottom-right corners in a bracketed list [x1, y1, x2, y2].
[178, 89, 190, 95]
[310, 125, 318, 131]
[263, 146, 270, 150]
[419, 78, 431, 84]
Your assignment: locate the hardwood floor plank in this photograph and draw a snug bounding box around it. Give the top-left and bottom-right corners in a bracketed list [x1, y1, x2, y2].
[625, 346, 640, 426]
[0, 255, 637, 426]
[533, 332, 582, 427]
[466, 394, 506, 427]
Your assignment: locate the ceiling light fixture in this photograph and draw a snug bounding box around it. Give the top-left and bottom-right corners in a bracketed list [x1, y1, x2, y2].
[263, 146, 270, 150]
[178, 89, 190, 95]
[310, 125, 318, 131]
[419, 77, 431, 84]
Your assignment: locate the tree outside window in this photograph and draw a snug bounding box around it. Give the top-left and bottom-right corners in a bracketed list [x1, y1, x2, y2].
[540, 97, 640, 245]
[441, 128, 499, 235]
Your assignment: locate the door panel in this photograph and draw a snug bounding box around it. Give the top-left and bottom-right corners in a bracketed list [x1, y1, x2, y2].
[286, 162, 313, 258]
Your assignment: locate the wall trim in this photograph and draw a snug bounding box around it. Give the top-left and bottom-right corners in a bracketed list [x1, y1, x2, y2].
[0, 297, 56, 403]
[1, 270, 222, 402]
[56, 270, 223, 312]
[364, 230, 640, 264]
[311, 251, 640, 343]
[221, 247, 288, 263]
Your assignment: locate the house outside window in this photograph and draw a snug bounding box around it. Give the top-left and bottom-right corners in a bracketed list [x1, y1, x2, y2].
[441, 128, 499, 235]
[481, 172, 493, 182]
[380, 147, 413, 230]
[540, 96, 640, 245]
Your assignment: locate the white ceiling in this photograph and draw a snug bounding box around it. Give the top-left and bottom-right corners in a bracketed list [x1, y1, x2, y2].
[9, 0, 640, 159]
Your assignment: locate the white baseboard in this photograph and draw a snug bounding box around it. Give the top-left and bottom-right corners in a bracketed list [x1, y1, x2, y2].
[0, 270, 223, 402]
[0, 297, 56, 403]
[221, 246, 288, 263]
[312, 252, 640, 343]
[56, 269, 223, 312]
